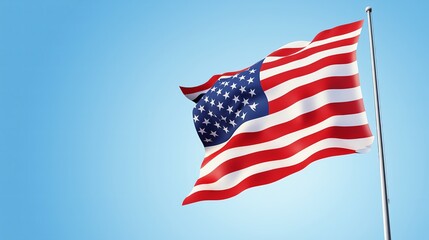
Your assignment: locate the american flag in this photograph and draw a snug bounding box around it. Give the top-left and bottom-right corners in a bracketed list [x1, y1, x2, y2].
[180, 20, 373, 205]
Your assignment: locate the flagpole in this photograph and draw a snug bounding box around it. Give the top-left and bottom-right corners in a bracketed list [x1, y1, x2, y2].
[365, 6, 391, 240]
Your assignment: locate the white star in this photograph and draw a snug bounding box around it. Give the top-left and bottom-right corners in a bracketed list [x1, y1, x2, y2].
[250, 102, 259, 111]
[239, 75, 245, 81]
[193, 115, 199, 122]
[233, 95, 240, 103]
[210, 99, 215, 106]
[247, 77, 254, 84]
[239, 86, 246, 93]
[217, 101, 224, 111]
[216, 89, 222, 95]
[210, 131, 218, 137]
[223, 91, 230, 99]
[203, 118, 211, 125]
[242, 98, 249, 106]
[198, 105, 205, 113]
[204, 96, 209, 102]
[224, 81, 229, 86]
[232, 73, 239, 78]
[249, 89, 256, 97]
[241, 112, 247, 120]
[221, 81, 226, 86]
[229, 119, 237, 127]
[221, 115, 227, 122]
[208, 110, 214, 117]
[230, 83, 237, 89]
[227, 105, 234, 114]
[214, 122, 221, 128]
[249, 68, 256, 74]
[204, 138, 212, 143]
[198, 128, 206, 135]
[235, 109, 242, 118]
[211, 86, 217, 92]
[223, 126, 229, 133]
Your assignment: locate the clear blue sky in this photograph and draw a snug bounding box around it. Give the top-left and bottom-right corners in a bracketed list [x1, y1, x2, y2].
[1, 1, 428, 239]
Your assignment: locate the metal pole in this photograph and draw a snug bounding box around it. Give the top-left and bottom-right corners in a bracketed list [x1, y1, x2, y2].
[365, 6, 391, 240]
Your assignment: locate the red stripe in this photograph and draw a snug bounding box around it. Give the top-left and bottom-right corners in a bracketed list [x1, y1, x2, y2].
[180, 74, 222, 95]
[180, 69, 246, 96]
[180, 20, 362, 97]
[195, 125, 372, 186]
[269, 74, 360, 114]
[222, 68, 248, 76]
[180, 74, 220, 95]
[268, 47, 305, 57]
[183, 147, 354, 205]
[311, 20, 363, 42]
[261, 52, 356, 91]
[260, 35, 359, 71]
[201, 99, 366, 168]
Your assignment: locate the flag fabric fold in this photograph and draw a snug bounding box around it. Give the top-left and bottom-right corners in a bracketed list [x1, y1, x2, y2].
[180, 20, 373, 205]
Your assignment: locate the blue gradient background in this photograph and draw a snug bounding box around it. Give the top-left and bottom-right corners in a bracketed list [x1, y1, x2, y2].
[1, 1, 427, 239]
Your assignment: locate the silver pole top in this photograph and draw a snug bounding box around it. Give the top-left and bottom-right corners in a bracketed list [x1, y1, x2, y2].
[365, 6, 372, 13]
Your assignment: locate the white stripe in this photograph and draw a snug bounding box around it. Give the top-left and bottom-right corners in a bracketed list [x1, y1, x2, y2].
[218, 75, 233, 80]
[265, 41, 310, 62]
[305, 29, 362, 51]
[188, 137, 374, 195]
[184, 29, 361, 102]
[204, 87, 363, 157]
[293, 28, 362, 56]
[260, 43, 358, 80]
[265, 62, 358, 102]
[185, 89, 209, 101]
[263, 29, 361, 65]
[278, 41, 310, 49]
[199, 112, 368, 178]
[264, 56, 283, 63]
[184, 74, 234, 100]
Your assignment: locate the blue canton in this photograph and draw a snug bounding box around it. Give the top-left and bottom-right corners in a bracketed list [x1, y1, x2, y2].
[192, 60, 269, 147]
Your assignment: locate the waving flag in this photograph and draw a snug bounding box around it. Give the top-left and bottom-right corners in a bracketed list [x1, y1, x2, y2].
[180, 20, 373, 205]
